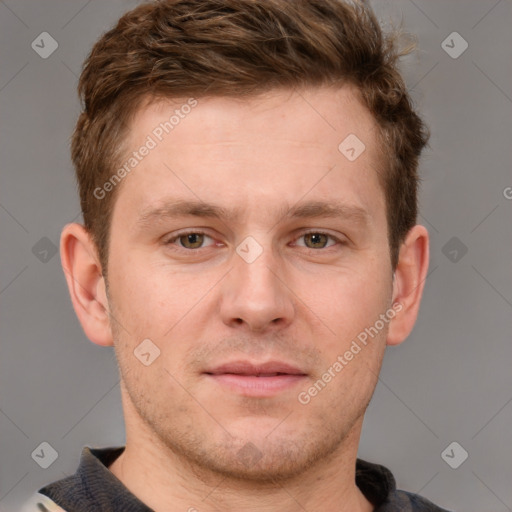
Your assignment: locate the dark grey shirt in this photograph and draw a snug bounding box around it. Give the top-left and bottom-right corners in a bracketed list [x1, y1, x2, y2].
[36, 446, 451, 511]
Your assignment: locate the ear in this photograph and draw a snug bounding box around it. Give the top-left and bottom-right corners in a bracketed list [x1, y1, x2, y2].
[386, 224, 429, 346]
[60, 223, 114, 347]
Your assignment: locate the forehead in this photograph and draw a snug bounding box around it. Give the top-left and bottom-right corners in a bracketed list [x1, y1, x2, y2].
[131, 85, 379, 149]
[113, 85, 385, 226]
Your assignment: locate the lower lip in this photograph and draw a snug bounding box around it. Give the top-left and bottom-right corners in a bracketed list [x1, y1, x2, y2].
[206, 374, 306, 397]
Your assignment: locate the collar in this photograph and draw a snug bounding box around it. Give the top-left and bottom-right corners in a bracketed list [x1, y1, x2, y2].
[38, 446, 448, 511]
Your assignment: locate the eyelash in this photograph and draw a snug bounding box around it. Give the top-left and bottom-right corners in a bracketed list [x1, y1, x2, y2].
[163, 230, 345, 253]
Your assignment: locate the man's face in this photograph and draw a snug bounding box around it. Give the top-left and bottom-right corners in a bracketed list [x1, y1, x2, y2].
[106, 86, 394, 480]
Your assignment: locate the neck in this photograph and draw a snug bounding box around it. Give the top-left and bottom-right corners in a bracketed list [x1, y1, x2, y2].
[109, 379, 374, 512]
[109, 417, 373, 512]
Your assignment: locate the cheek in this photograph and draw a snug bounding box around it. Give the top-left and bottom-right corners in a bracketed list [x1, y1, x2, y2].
[296, 277, 389, 419]
[109, 258, 183, 332]
[302, 265, 391, 346]
[108, 258, 224, 367]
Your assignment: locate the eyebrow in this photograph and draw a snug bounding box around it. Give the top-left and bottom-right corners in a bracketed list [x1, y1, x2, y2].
[136, 198, 370, 229]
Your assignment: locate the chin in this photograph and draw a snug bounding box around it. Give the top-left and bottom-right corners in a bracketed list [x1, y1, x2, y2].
[199, 443, 316, 483]
[164, 428, 345, 484]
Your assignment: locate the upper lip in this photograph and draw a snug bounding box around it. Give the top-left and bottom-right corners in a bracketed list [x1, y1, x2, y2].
[205, 360, 307, 376]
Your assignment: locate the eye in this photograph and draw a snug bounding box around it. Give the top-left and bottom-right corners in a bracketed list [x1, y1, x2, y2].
[163, 230, 343, 253]
[294, 231, 340, 250]
[165, 231, 216, 250]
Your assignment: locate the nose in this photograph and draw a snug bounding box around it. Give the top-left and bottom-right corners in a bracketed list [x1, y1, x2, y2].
[219, 241, 295, 333]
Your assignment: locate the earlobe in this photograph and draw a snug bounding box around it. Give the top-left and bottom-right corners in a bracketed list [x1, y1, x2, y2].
[60, 223, 114, 347]
[386, 224, 429, 346]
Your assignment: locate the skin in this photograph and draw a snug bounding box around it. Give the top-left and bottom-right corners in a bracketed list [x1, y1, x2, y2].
[61, 85, 429, 512]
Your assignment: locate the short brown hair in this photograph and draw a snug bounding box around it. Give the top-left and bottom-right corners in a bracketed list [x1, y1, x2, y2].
[72, 0, 429, 273]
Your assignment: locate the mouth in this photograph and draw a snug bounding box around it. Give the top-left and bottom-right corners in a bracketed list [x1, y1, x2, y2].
[204, 361, 308, 397]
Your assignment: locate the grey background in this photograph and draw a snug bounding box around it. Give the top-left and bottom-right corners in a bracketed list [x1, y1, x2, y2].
[1, 1, 511, 511]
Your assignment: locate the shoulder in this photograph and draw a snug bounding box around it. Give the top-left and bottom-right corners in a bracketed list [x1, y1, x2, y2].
[379, 489, 454, 512]
[355, 458, 452, 512]
[20, 492, 68, 512]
